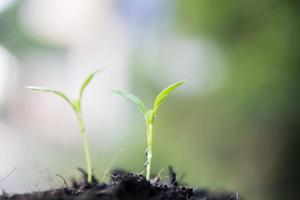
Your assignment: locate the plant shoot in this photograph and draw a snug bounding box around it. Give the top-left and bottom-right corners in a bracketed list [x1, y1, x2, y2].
[113, 80, 185, 180]
[25, 69, 101, 183]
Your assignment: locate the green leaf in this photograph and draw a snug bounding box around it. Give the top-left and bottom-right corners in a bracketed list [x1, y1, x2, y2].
[25, 86, 73, 107]
[112, 90, 147, 114]
[152, 80, 185, 114]
[79, 69, 102, 100]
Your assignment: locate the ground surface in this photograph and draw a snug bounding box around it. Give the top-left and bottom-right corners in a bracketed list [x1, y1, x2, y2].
[0, 168, 240, 200]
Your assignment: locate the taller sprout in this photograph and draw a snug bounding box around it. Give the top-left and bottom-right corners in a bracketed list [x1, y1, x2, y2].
[113, 80, 185, 180]
[26, 69, 101, 183]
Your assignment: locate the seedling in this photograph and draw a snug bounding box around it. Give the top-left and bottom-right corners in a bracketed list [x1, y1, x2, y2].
[25, 70, 101, 183]
[113, 80, 185, 180]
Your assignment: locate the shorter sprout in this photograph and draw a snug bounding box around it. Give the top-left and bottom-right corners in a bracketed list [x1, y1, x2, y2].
[113, 80, 185, 180]
[26, 69, 101, 183]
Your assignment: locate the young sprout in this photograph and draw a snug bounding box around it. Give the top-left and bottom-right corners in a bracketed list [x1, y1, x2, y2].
[25, 70, 101, 183]
[113, 80, 185, 180]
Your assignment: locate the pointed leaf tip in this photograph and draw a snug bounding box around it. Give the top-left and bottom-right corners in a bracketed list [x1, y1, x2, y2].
[79, 69, 102, 100]
[112, 89, 147, 114]
[153, 80, 185, 114]
[25, 86, 72, 107]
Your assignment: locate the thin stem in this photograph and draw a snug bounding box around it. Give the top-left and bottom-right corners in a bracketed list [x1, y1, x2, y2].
[146, 123, 153, 180]
[76, 111, 93, 183]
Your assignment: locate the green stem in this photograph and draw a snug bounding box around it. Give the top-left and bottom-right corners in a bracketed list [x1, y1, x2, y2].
[146, 123, 153, 180]
[76, 111, 93, 183]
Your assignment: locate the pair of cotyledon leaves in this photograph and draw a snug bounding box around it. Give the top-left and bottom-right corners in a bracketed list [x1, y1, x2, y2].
[26, 69, 185, 120]
[25, 69, 102, 113]
[112, 81, 185, 124]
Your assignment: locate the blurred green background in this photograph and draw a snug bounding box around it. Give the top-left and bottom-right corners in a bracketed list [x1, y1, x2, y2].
[0, 0, 299, 199]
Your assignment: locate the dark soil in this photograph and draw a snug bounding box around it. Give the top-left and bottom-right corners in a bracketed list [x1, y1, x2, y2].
[0, 167, 240, 200]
